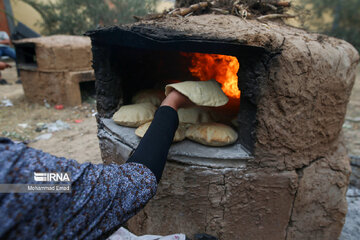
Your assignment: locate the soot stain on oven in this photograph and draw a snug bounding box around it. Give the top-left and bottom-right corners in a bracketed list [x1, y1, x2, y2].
[89, 26, 271, 155]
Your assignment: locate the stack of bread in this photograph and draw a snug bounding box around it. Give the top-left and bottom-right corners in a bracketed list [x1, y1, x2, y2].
[112, 80, 238, 147]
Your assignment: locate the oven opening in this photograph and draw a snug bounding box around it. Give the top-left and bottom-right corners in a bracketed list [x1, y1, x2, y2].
[80, 80, 96, 103]
[120, 49, 242, 126]
[98, 44, 260, 165]
[15, 43, 37, 70]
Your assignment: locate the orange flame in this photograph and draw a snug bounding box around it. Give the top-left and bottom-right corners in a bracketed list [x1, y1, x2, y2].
[181, 52, 241, 99]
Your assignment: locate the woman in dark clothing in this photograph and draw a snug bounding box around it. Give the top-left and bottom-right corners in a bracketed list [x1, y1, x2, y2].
[0, 90, 193, 239]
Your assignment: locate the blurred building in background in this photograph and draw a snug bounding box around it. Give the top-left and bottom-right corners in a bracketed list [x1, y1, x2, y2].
[10, 0, 42, 34]
[0, 0, 40, 39]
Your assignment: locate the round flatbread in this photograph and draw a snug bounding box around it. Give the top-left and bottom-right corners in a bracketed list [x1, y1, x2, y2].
[186, 122, 238, 147]
[178, 107, 213, 124]
[132, 89, 165, 107]
[112, 103, 156, 127]
[165, 79, 229, 107]
[135, 122, 186, 142]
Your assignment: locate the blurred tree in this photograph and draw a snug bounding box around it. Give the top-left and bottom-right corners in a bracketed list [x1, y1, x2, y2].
[20, 0, 159, 35]
[296, 0, 360, 51]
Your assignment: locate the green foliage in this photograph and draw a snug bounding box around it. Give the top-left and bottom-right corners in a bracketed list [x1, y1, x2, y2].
[296, 0, 360, 51]
[20, 0, 159, 35]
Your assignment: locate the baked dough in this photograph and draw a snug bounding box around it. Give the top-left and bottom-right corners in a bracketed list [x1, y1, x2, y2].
[178, 107, 212, 124]
[165, 79, 229, 107]
[186, 122, 238, 146]
[135, 122, 186, 142]
[132, 89, 165, 107]
[112, 103, 156, 127]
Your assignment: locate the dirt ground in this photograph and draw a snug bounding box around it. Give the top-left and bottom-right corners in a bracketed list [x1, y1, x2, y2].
[0, 62, 101, 164]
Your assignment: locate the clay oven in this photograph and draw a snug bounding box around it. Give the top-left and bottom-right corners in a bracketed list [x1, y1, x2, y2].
[13, 36, 95, 106]
[87, 14, 359, 240]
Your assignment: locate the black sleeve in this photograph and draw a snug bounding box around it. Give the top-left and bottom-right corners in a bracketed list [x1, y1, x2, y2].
[127, 106, 179, 183]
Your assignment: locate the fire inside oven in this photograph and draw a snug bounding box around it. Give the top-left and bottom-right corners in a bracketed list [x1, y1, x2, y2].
[120, 49, 241, 125]
[178, 52, 241, 125]
[91, 28, 269, 164]
[98, 46, 255, 164]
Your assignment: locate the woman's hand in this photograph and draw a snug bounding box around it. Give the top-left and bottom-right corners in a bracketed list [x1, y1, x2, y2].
[160, 89, 194, 111]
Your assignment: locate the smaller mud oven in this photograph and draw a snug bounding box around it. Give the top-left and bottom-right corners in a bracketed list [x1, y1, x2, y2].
[87, 15, 359, 240]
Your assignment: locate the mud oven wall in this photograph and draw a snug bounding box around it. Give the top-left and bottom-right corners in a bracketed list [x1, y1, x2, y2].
[87, 15, 359, 240]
